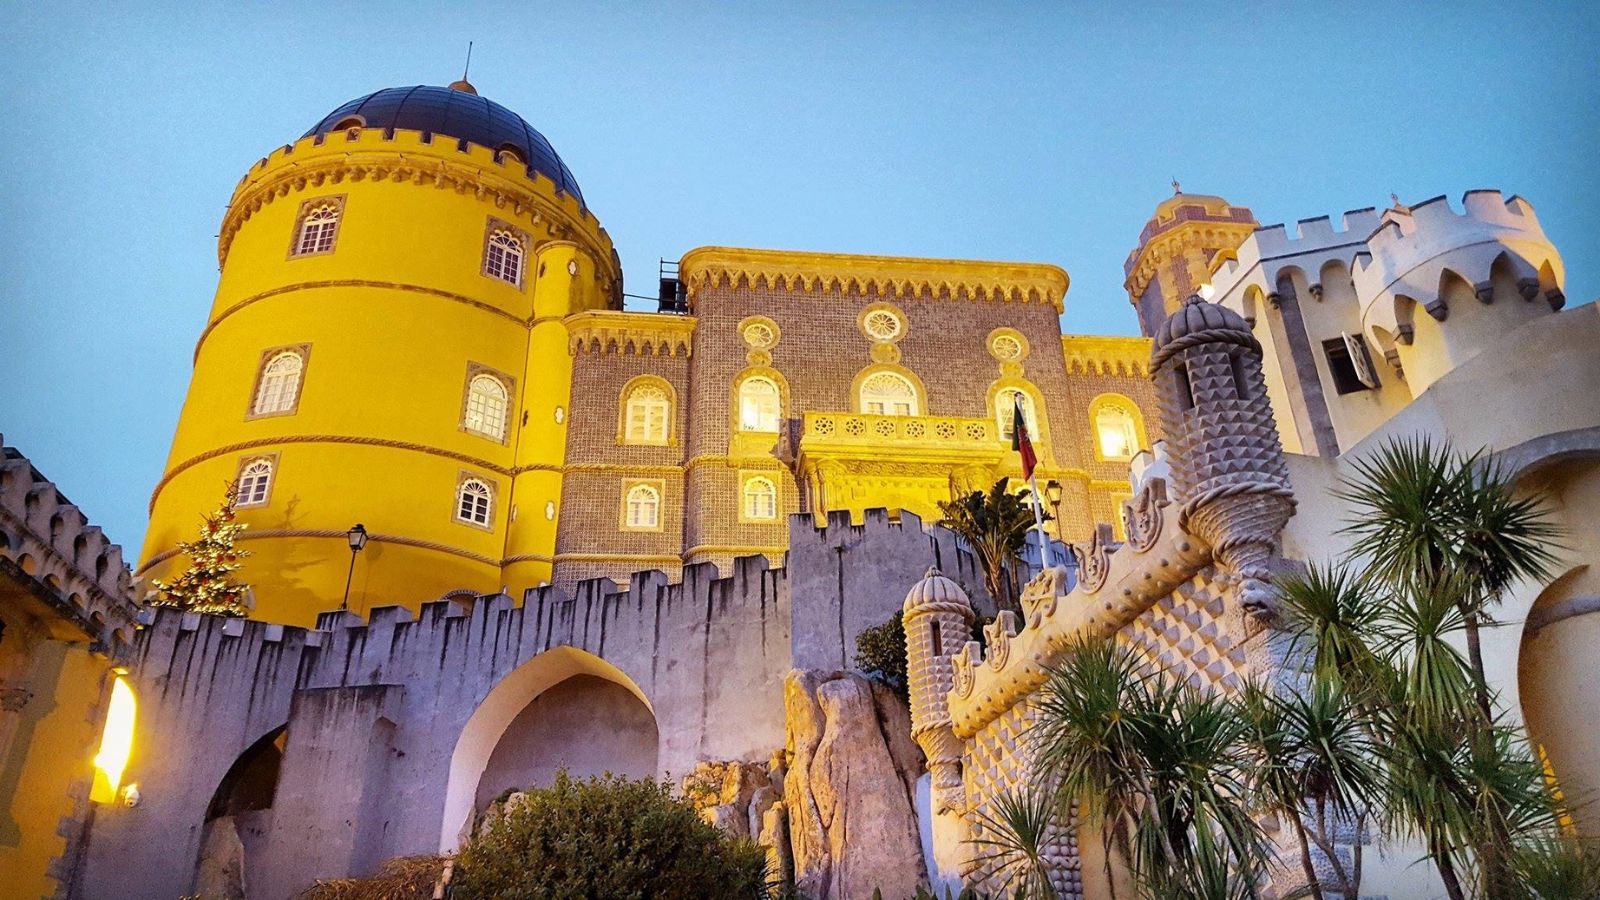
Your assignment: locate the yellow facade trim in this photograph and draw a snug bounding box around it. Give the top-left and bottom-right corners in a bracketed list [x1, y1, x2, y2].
[553, 552, 683, 565]
[222, 132, 618, 278]
[683, 544, 787, 558]
[565, 463, 684, 476]
[149, 435, 518, 513]
[140, 528, 501, 572]
[567, 310, 696, 357]
[679, 246, 1069, 312]
[196, 279, 529, 362]
[1060, 334, 1154, 377]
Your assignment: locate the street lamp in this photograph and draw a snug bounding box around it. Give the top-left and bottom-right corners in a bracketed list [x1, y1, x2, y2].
[1045, 480, 1064, 539]
[340, 523, 368, 611]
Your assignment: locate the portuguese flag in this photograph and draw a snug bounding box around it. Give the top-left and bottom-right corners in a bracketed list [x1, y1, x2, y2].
[1012, 396, 1038, 480]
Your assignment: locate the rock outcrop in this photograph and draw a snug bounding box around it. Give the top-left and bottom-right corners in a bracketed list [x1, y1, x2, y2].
[783, 669, 928, 900]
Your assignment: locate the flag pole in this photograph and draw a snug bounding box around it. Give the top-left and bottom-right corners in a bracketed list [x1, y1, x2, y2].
[1029, 472, 1052, 570]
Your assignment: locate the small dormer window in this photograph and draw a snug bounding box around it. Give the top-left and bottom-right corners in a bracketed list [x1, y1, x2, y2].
[497, 144, 526, 165]
[1322, 334, 1380, 394]
[333, 116, 365, 132]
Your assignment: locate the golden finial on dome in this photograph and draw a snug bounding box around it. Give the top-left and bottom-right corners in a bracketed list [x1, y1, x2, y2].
[449, 41, 477, 94]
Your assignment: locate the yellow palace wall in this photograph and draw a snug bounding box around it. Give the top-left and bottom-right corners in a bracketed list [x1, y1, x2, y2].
[140, 129, 617, 625]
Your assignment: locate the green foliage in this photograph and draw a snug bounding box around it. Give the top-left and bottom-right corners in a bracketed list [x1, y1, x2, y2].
[151, 481, 252, 616]
[1031, 639, 1267, 900]
[1510, 835, 1600, 899]
[855, 610, 908, 701]
[967, 788, 1060, 899]
[453, 771, 768, 900]
[940, 479, 1041, 613]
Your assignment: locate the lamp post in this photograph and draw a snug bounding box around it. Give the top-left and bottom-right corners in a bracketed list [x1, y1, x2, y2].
[1045, 480, 1064, 540]
[340, 523, 368, 611]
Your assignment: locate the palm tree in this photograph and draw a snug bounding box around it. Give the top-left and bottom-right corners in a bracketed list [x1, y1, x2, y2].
[1031, 639, 1266, 899]
[940, 479, 1040, 614]
[966, 788, 1060, 900]
[1335, 437, 1562, 895]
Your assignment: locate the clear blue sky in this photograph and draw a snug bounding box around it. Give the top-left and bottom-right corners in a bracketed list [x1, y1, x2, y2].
[2, 3, 1596, 555]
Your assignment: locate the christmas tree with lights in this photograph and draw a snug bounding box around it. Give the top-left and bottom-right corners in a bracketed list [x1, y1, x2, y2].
[151, 483, 253, 617]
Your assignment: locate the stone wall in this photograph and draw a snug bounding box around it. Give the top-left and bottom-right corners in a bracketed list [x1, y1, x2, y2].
[75, 509, 982, 899]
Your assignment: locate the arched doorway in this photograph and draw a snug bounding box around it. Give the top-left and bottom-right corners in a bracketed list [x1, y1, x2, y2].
[1518, 565, 1600, 836]
[438, 647, 657, 851]
[194, 726, 287, 898]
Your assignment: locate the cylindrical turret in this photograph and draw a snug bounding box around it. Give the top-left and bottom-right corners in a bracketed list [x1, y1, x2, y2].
[1150, 296, 1294, 614]
[903, 566, 975, 813]
[140, 83, 619, 625]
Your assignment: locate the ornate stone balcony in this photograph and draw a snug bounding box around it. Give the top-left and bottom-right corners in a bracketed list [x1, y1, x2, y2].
[797, 412, 1005, 523]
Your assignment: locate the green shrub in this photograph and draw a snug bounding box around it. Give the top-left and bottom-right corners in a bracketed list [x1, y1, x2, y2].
[453, 771, 768, 899]
[855, 611, 908, 701]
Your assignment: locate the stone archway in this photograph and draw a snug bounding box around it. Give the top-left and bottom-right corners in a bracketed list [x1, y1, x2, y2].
[1518, 564, 1600, 836]
[437, 646, 657, 851]
[194, 725, 288, 899]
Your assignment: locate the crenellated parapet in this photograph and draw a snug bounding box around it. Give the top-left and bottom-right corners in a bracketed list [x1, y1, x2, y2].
[1354, 191, 1565, 343]
[566, 310, 697, 356]
[945, 476, 1210, 738]
[1060, 334, 1153, 377]
[0, 436, 141, 649]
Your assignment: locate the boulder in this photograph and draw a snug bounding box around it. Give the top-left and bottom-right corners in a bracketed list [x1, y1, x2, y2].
[783, 669, 928, 900]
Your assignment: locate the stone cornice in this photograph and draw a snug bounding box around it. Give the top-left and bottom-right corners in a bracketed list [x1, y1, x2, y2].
[566, 311, 696, 357]
[679, 246, 1068, 313]
[1060, 334, 1153, 377]
[220, 129, 619, 288]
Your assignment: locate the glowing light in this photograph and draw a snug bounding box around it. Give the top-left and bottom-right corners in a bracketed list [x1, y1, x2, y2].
[91, 677, 136, 803]
[1197, 283, 1216, 300]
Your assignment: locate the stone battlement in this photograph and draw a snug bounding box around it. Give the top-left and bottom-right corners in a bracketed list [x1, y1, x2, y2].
[0, 436, 141, 648]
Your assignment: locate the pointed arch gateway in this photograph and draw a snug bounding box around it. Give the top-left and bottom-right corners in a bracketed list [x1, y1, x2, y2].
[438, 646, 658, 851]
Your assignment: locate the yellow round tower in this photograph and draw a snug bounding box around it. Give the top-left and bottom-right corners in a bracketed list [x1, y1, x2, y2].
[140, 80, 620, 625]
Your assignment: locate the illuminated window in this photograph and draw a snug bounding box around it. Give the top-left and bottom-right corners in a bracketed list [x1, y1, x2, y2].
[1094, 401, 1142, 461]
[292, 202, 341, 256]
[237, 458, 274, 508]
[252, 350, 304, 416]
[742, 320, 778, 350]
[860, 371, 919, 416]
[990, 333, 1025, 362]
[484, 229, 524, 286]
[738, 377, 781, 432]
[623, 382, 671, 445]
[91, 677, 137, 804]
[456, 478, 494, 526]
[464, 373, 510, 441]
[624, 483, 661, 529]
[996, 388, 1039, 442]
[744, 476, 778, 521]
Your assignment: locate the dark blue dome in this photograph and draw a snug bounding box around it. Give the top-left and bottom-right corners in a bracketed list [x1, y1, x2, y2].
[305, 84, 584, 205]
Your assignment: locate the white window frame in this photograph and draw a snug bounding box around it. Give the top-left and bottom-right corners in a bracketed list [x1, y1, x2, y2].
[742, 476, 778, 522]
[236, 458, 274, 508]
[484, 229, 525, 287]
[623, 383, 671, 445]
[996, 388, 1039, 442]
[291, 201, 342, 257]
[738, 376, 782, 432]
[860, 371, 919, 417]
[622, 482, 662, 531]
[463, 373, 511, 442]
[455, 477, 494, 528]
[251, 349, 306, 417]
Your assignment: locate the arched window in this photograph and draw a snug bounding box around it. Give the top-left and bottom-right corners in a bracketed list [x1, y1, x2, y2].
[252, 350, 304, 416]
[484, 230, 524, 286]
[743, 476, 778, 521]
[860, 371, 919, 416]
[623, 382, 672, 445]
[995, 387, 1039, 442]
[1093, 400, 1142, 461]
[464, 374, 510, 441]
[624, 483, 661, 529]
[456, 478, 494, 526]
[293, 203, 341, 256]
[738, 377, 781, 432]
[237, 459, 273, 507]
